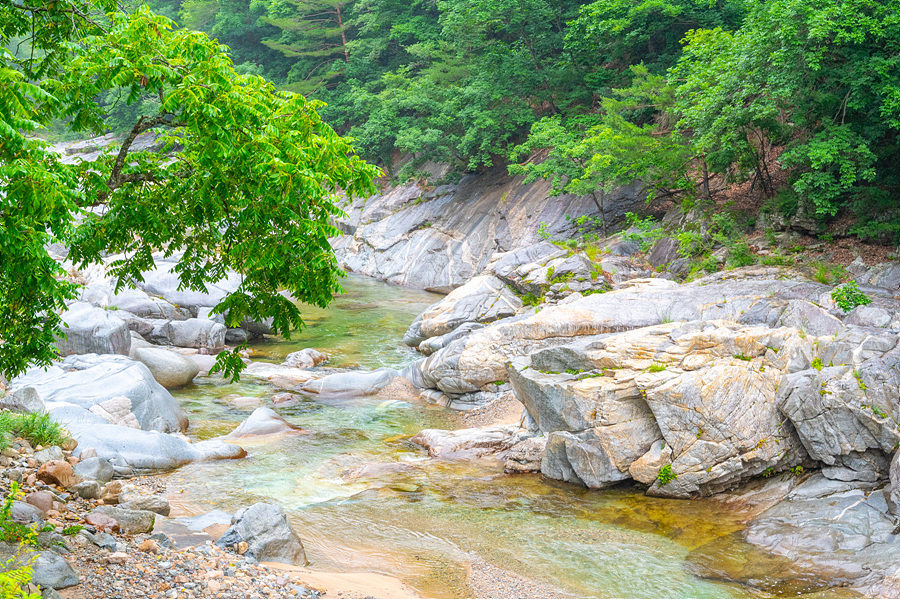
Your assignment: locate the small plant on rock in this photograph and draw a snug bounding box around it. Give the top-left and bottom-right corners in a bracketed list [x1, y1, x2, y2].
[648, 362, 667, 372]
[656, 464, 677, 486]
[831, 280, 872, 313]
[811, 357, 824, 371]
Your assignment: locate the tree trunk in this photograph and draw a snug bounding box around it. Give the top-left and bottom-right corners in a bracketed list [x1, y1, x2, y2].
[336, 5, 349, 63]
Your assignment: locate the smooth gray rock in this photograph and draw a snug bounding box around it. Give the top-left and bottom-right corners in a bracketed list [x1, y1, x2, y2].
[56, 303, 130, 357]
[120, 495, 170, 517]
[80, 284, 191, 320]
[30, 550, 80, 589]
[418, 321, 487, 357]
[133, 347, 199, 389]
[91, 506, 155, 534]
[12, 353, 188, 433]
[69, 480, 102, 500]
[62, 417, 246, 473]
[225, 408, 302, 438]
[215, 503, 307, 565]
[11, 501, 45, 523]
[410, 425, 518, 459]
[74, 456, 115, 483]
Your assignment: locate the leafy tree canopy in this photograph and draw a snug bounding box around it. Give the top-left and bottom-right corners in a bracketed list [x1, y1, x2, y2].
[0, 1, 379, 380]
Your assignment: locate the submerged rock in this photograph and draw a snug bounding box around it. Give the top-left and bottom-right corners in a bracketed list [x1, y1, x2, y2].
[226, 408, 304, 439]
[410, 425, 520, 460]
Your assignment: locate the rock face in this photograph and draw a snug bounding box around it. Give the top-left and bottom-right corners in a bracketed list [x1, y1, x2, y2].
[215, 503, 307, 565]
[407, 272, 833, 396]
[134, 347, 200, 389]
[12, 354, 188, 433]
[56, 303, 131, 357]
[332, 166, 645, 292]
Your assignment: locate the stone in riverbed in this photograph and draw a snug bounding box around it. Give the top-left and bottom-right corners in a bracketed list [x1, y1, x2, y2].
[410, 425, 519, 460]
[133, 347, 200, 389]
[25, 492, 54, 514]
[29, 550, 80, 589]
[298, 368, 402, 399]
[33, 446, 64, 465]
[225, 408, 303, 439]
[215, 503, 307, 565]
[403, 275, 522, 348]
[282, 348, 327, 369]
[12, 353, 188, 433]
[90, 506, 155, 534]
[74, 456, 115, 483]
[69, 480, 102, 500]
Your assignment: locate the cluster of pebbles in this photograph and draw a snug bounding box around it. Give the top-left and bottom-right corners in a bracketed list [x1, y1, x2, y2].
[0, 437, 332, 599]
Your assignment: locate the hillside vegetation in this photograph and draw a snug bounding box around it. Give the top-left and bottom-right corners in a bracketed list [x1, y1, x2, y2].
[130, 0, 900, 244]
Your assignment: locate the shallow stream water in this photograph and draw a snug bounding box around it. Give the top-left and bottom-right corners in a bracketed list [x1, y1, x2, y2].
[167, 276, 853, 599]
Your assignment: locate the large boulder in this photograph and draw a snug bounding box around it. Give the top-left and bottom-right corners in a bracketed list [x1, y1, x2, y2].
[403, 275, 522, 347]
[80, 284, 191, 320]
[56, 303, 130, 357]
[147, 318, 226, 351]
[90, 506, 155, 534]
[12, 354, 187, 433]
[215, 503, 307, 565]
[510, 320, 811, 496]
[133, 347, 200, 389]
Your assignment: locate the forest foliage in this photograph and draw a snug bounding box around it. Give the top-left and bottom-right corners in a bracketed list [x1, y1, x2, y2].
[142, 0, 899, 241]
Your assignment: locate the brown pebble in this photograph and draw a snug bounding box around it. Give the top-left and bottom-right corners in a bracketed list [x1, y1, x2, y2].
[138, 539, 159, 553]
[85, 512, 119, 533]
[36, 460, 80, 488]
[106, 552, 128, 564]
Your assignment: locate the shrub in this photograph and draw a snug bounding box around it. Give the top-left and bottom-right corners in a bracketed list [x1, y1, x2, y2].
[831, 280, 871, 313]
[656, 464, 677, 486]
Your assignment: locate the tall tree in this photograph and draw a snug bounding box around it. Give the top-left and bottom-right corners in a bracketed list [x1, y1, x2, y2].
[0, 1, 380, 379]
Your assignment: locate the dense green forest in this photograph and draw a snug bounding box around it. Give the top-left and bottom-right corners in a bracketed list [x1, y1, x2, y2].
[131, 0, 900, 243]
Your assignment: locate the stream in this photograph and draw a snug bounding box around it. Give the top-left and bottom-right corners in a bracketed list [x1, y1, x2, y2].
[165, 275, 855, 599]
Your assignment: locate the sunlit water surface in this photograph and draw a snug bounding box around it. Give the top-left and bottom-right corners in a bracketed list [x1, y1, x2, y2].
[167, 276, 851, 599]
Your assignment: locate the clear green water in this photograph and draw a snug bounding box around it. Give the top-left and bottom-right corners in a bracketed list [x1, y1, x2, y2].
[167, 276, 850, 599]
